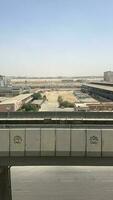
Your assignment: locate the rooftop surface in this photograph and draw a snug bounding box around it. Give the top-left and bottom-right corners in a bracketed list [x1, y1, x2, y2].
[0, 93, 33, 105]
[84, 83, 113, 92]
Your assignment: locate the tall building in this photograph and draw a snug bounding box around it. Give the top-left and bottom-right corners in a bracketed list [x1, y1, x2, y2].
[0, 75, 6, 87]
[104, 71, 113, 82]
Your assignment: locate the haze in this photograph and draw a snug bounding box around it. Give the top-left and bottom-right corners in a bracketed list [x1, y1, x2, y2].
[0, 0, 113, 76]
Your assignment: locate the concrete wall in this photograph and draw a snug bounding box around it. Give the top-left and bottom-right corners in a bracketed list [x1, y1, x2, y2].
[56, 129, 70, 156]
[0, 103, 15, 112]
[26, 128, 40, 156]
[1, 128, 113, 157]
[10, 129, 25, 156]
[102, 129, 113, 157]
[0, 129, 9, 156]
[41, 128, 55, 156]
[87, 129, 101, 157]
[71, 129, 85, 156]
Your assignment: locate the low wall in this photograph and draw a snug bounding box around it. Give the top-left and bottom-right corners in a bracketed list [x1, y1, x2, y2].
[0, 128, 113, 157]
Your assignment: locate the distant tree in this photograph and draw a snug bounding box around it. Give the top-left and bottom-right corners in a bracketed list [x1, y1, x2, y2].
[60, 101, 74, 108]
[57, 96, 74, 108]
[57, 96, 63, 104]
[43, 95, 47, 101]
[22, 104, 39, 112]
[32, 92, 43, 100]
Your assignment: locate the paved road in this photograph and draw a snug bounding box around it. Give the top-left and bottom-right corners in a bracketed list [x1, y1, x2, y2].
[11, 166, 113, 200]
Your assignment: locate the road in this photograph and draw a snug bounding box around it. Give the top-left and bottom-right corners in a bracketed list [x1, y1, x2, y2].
[11, 166, 113, 200]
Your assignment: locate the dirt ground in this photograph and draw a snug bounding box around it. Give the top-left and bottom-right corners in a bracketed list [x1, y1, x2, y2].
[44, 90, 77, 103]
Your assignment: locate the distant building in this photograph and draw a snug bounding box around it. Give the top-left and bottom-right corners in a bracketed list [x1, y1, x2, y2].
[0, 76, 31, 97]
[61, 79, 74, 83]
[0, 86, 23, 97]
[82, 83, 113, 101]
[0, 93, 33, 112]
[31, 99, 43, 106]
[74, 103, 89, 111]
[104, 71, 113, 82]
[0, 75, 8, 87]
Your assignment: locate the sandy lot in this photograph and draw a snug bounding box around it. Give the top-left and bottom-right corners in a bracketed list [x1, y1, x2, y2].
[44, 90, 77, 103]
[40, 90, 76, 111]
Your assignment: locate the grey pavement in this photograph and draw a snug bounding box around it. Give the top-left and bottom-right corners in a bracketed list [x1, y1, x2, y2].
[11, 166, 113, 200]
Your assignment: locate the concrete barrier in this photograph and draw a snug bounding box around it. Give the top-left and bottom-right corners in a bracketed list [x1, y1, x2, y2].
[87, 129, 101, 157]
[102, 129, 113, 157]
[71, 129, 86, 156]
[1, 128, 113, 157]
[0, 129, 9, 156]
[56, 129, 70, 156]
[0, 111, 113, 119]
[10, 129, 25, 156]
[26, 128, 40, 156]
[41, 128, 55, 156]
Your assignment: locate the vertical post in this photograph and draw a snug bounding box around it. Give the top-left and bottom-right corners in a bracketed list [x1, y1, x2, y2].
[0, 166, 12, 200]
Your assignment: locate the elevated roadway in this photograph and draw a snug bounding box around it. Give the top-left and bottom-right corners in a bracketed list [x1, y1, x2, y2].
[1, 111, 113, 199]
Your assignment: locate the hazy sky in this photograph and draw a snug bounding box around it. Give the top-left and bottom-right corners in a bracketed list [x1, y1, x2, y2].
[0, 0, 113, 76]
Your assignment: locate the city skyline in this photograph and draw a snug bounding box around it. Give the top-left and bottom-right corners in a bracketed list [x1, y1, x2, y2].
[0, 0, 113, 76]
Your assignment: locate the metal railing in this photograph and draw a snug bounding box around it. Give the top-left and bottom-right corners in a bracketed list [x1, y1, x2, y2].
[0, 111, 113, 119]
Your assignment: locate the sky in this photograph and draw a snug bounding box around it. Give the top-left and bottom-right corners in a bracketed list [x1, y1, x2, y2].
[0, 0, 113, 77]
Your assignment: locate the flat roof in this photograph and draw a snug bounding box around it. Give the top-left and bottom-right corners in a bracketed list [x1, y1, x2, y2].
[91, 81, 113, 86]
[31, 100, 43, 104]
[83, 84, 113, 92]
[0, 93, 33, 105]
[0, 97, 8, 102]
